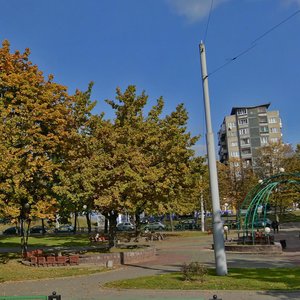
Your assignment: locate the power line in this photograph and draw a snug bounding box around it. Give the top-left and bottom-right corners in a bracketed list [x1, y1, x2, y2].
[252, 9, 300, 44]
[207, 9, 300, 78]
[208, 44, 257, 77]
[203, 0, 214, 43]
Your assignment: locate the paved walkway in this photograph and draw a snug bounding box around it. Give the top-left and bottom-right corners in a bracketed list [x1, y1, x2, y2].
[0, 224, 300, 300]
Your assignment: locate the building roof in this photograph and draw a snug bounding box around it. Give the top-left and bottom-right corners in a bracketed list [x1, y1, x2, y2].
[230, 103, 270, 115]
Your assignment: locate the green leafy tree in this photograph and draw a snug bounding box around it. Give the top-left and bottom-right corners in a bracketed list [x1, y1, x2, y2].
[86, 86, 199, 246]
[52, 83, 96, 233]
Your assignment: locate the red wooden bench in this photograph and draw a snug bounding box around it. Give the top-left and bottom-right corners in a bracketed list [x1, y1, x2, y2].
[56, 256, 67, 266]
[46, 256, 57, 266]
[37, 256, 46, 266]
[69, 255, 79, 265]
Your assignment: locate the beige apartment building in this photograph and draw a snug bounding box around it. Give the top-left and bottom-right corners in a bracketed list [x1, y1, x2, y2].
[218, 103, 282, 169]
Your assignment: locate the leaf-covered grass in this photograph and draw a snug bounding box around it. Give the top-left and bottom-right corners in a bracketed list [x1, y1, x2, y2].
[0, 259, 106, 283]
[105, 268, 300, 291]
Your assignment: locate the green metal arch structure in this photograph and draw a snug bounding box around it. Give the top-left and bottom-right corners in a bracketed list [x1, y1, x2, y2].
[238, 172, 300, 242]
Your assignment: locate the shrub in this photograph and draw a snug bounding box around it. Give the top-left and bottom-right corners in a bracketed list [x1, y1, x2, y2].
[181, 262, 208, 281]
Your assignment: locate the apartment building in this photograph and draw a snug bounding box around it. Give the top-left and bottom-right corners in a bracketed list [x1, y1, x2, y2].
[218, 103, 282, 168]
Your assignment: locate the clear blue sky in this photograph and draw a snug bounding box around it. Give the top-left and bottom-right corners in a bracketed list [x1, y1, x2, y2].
[1, 0, 299, 156]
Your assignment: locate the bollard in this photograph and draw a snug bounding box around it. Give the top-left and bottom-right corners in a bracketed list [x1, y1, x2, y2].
[209, 295, 222, 300]
[48, 291, 61, 300]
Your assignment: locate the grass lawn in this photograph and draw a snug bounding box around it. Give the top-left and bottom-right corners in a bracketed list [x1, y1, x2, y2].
[0, 234, 91, 249]
[0, 259, 106, 283]
[105, 268, 300, 291]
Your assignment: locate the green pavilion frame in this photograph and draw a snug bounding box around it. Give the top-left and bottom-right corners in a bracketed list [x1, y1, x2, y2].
[237, 172, 300, 243]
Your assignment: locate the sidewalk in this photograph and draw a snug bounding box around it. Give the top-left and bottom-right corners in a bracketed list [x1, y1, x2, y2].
[0, 225, 299, 300]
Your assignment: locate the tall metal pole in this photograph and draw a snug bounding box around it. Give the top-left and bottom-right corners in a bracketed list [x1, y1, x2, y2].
[199, 41, 228, 276]
[200, 175, 205, 233]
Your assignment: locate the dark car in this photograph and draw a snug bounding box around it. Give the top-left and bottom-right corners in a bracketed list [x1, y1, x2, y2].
[29, 225, 47, 234]
[247, 218, 272, 228]
[175, 219, 200, 230]
[2, 226, 20, 235]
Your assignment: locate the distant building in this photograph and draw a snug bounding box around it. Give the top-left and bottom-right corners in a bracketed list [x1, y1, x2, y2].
[218, 103, 282, 169]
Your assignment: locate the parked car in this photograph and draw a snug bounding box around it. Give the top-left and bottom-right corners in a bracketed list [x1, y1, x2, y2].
[144, 221, 166, 231]
[223, 219, 238, 229]
[2, 226, 20, 235]
[175, 219, 199, 230]
[116, 222, 135, 231]
[251, 218, 272, 228]
[54, 224, 74, 233]
[29, 225, 48, 234]
[0, 217, 10, 224]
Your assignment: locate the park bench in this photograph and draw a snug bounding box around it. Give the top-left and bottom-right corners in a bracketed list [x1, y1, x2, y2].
[68, 255, 79, 265]
[23, 249, 79, 267]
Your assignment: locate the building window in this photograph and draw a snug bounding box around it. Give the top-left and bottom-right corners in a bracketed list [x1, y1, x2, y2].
[239, 128, 249, 135]
[238, 118, 248, 125]
[259, 126, 269, 133]
[231, 141, 238, 147]
[241, 148, 251, 155]
[230, 151, 239, 157]
[241, 138, 250, 145]
[228, 131, 236, 137]
[270, 127, 279, 133]
[270, 137, 279, 143]
[227, 122, 236, 129]
[260, 136, 268, 144]
[237, 108, 247, 115]
[259, 116, 268, 123]
[268, 117, 277, 124]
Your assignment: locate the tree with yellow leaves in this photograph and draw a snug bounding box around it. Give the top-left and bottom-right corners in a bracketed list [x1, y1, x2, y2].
[0, 40, 90, 252]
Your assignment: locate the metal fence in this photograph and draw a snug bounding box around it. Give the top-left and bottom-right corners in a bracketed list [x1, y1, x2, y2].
[0, 292, 61, 300]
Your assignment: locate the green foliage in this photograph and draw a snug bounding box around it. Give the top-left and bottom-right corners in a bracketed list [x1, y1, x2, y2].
[181, 262, 208, 281]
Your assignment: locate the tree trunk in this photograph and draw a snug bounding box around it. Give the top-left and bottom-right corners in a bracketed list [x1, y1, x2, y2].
[135, 211, 141, 234]
[73, 212, 78, 234]
[86, 213, 91, 233]
[104, 218, 109, 234]
[169, 212, 174, 231]
[107, 213, 118, 248]
[41, 218, 45, 235]
[21, 219, 31, 256]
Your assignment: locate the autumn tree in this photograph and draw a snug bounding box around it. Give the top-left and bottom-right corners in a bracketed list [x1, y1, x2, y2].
[217, 159, 258, 213]
[253, 142, 299, 215]
[84, 86, 199, 246]
[254, 142, 293, 178]
[0, 40, 86, 252]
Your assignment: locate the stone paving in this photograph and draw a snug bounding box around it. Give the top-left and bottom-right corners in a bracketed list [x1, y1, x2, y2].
[0, 224, 299, 300]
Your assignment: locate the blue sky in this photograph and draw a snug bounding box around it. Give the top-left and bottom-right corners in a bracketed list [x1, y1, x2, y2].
[1, 0, 299, 156]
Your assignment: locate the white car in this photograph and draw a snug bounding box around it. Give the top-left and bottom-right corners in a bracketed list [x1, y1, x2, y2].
[116, 222, 135, 231]
[144, 222, 166, 231]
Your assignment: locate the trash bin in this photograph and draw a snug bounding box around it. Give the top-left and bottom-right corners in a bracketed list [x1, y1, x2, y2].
[280, 240, 286, 249]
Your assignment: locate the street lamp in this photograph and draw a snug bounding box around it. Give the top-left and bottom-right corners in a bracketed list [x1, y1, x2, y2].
[199, 41, 227, 275]
[223, 225, 229, 241]
[264, 226, 271, 244]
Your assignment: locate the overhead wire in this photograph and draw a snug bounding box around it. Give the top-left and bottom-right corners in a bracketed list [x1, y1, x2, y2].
[203, 0, 214, 43]
[207, 9, 300, 78]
